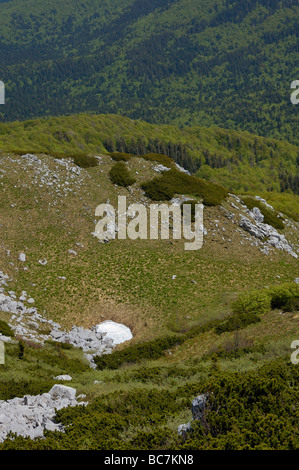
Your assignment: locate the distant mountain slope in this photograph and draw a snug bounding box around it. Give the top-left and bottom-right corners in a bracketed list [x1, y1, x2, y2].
[0, 113, 299, 219]
[0, 0, 298, 143]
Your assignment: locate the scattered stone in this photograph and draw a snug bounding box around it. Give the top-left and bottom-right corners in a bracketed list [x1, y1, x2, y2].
[53, 375, 72, 381]
[38, 259, 47, 265]
[18, 253, 26, 262]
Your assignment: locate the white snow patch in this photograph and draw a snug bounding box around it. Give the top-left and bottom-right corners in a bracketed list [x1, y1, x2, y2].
[96, 321, 133, 345]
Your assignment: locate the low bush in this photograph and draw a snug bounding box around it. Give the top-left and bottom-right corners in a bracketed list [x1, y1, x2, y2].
[141, 169, 228, 206]
[72, 154, 98, 168]
[109, 162, 136, 187]
[215, 312, 261, 335]
[270, 282, 299, 311]
[110, 152, 132, 162]
[0, 379, 56, 400]
[94, 335, 184, 370]
[0, 319, 14, 337]
[242, 196, 284, 230]
[232, 289, 271, 316]
[42, 151, 98, 168]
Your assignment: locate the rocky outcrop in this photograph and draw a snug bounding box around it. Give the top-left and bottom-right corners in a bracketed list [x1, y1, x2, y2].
[239, 215, 297, 258]
[0, 385, 87, 442]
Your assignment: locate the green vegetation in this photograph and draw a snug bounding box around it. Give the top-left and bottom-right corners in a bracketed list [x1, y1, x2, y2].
[215, 312, 261, 335]
[0, 141, 298, 450]
[110, 152, 132, 162]
[94, 335, 185, 370]
[0, 0, 298, 145]
[109, 161, 136, 187]
[270, 282, 299, 312]
[0, 358, 298, 450]
[0, 319, 14, 338]
[0, 114, 298, 214]
[72, 154, 98, 169]
[0, 339, 90, 400]
[232, 289, 272, 316]
[141, 169, 228, 206]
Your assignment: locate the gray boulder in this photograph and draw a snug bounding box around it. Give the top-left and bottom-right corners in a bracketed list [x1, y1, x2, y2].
[192, 393, 209, 421]
[49, 384, 76, 401]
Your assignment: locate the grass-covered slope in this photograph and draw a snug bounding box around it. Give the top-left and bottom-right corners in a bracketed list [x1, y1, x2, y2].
[0, 0, 298, 144]
[0, 113, 299, 218]
[0, 140, 298, 449]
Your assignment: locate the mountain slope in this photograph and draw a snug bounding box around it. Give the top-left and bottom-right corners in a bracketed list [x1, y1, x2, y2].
[0, 149, 298, 449]
[0, 0, 298, 143]
[0, 113, 299, 218]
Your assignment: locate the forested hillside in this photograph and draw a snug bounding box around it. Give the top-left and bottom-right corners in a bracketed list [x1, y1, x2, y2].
[0, 0, 298, 143]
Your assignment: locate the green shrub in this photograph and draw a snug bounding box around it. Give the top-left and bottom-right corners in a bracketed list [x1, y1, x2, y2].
[215, 312, 261, 335]
[270, 282, 299, 311]
[241, 196, 284, 230]
[109, 162, 136, 187]
[94, 335, 184, 370]
[1, 358, 298, 450]
[73, 154, 98, 168]
[232, 289, 271, 316]
[141, 169, 228, 206]
[0, 319, 14, 337]
[110, 152, 132, 162]
[0, 379, 57, 400]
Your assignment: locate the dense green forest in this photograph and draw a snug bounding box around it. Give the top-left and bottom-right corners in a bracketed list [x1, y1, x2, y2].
[0, 0, 298, 143]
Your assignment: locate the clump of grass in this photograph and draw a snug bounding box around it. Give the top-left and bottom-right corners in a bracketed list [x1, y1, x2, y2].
[109, 162, 136, 187]
[241, 196, 284, 230]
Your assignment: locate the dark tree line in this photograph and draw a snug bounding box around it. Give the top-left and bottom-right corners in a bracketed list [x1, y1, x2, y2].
[103, 137, 200, 173]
